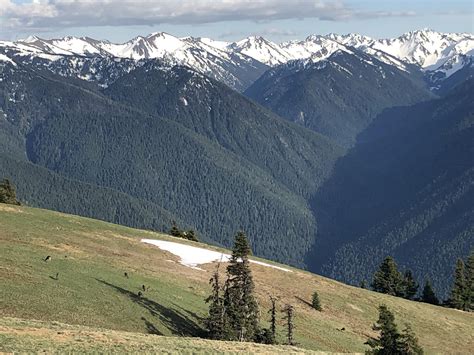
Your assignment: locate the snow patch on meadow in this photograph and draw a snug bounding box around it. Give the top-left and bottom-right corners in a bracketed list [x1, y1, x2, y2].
[141, 239, 291, 272]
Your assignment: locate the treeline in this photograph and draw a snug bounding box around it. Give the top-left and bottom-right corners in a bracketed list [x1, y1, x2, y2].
[368, 254, 474, 311]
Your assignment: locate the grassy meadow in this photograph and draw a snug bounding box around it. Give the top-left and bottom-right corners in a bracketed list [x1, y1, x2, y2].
[1, 204, 473, 353]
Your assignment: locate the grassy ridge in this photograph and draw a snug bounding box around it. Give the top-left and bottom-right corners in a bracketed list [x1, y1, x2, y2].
[1, 205, 473, 353]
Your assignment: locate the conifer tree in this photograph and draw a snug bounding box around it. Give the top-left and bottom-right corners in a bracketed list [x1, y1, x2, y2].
[465, 251, 474, 311]
[399, 324, 424, 355]
[0, 179, 20, 205]
[366, 305, 423, 354]
[420, 280, 439, 305]
[449, 259, 467, 310]
[269, 296, 277, 344]
[282, 304, 295, 346]
[365, 304, 402, 354]
[360, 280, 367, 289]
[206, 263, 225, 339]
[371, 256, 404, 296]
[185, 229, 199, 242]
[169, 220, 182, 238]
[312, 291, 322, 311]
[223, 231, 259, 342]
[402, 270, 419, 300]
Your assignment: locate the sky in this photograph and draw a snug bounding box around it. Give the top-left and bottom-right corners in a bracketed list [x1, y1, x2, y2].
[1, 0, 473, 42]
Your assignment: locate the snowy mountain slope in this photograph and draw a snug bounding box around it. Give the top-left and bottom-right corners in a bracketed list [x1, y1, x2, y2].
[370, 29, 473, 68]
[231, 36, 294, 66]
[0, 33, 267, 91]
[281, 35, 350, 62]
[0, 29, 472, 90]
[233, 29, 472, 81]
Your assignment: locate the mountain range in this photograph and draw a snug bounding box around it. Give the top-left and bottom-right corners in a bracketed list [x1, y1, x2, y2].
[0, 29, 473, 297]
[1, 29, 473, 91]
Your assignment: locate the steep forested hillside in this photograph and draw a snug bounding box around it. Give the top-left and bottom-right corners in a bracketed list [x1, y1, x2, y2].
[245, 50, 431, 147]
[104, 63, 341, 198]
[0, 154, 184, 237]
[306, 80, 474, 297]
[0, 61, 342, 267]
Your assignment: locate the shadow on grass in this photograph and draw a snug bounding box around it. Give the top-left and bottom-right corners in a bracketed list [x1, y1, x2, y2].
[295, 295, 312, 308]
[141, 316, 163, 335]
[96, 279, 205, 337]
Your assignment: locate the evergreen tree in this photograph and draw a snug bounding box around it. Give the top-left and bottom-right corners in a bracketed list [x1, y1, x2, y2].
[205, 263, 225, 339]
[268, 296, 277, 344]
[402, 270, 419, 300]
[0, 179, 20, 205]
[420, 280, 439, 305]
[184, 229, 199, 242]
[360, 280, 367, 289]
[311, 291, 322, 311]
[365, 304, 402, 354]
[465, 251, 474, 311]
[282, 304, 295, 346]
[169, 220, 182, 238]
[371, 256, 404, 296]
[366, 305, 423, 355]
[449, 259, 467, 310]
[399, 324, 424, 355]
[223, 231, 260, 342]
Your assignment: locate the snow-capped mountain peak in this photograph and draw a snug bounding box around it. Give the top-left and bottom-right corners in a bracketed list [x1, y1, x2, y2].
[372, 29, 474, 68]
[232, 36, 293, 66]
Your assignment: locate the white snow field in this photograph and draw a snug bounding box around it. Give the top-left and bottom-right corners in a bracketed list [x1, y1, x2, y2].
[141, 239, 291, 272]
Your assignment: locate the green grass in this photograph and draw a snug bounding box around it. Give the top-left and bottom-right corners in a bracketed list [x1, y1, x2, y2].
[0, 317, 317, 354]
[1, 204, 473, 353]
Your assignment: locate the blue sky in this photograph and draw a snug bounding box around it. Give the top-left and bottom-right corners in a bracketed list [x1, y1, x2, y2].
[1, 0, 473, 42]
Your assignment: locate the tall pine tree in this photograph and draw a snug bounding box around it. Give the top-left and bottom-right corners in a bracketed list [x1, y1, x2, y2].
[420, 280, 439, 305]
[282, 304, 295, 346]
[205, 263, 225, 339]
[465, 251, 474, 311]
[269, 296, 277, 344]
[402, 270, 419, 300]
[371, 256, 404, 296]
[449, 259, 467, 310]
[366, 304, 402, 354]
[366, 305, 423, 354]
[223, 231, 260, 342]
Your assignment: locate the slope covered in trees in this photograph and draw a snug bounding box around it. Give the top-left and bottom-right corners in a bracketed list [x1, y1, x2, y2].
[245, 50, 431, 148]
[306, 79, 474, 297]
[0, 61, 342, 266]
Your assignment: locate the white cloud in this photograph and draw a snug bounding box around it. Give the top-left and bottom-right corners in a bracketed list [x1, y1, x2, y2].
[0, 0, 417, 33]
